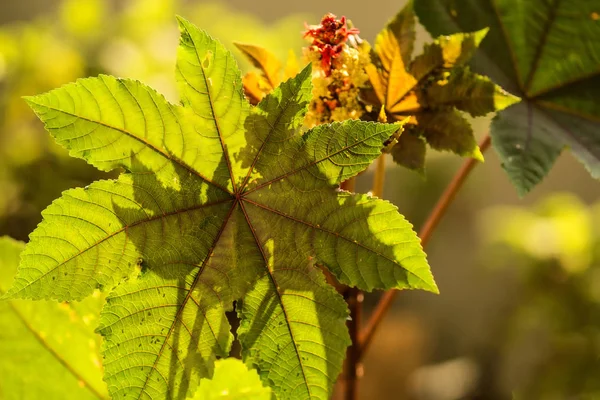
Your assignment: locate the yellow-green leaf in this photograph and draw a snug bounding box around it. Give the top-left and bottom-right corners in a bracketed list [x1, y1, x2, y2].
[7, 17, 436, 400]
[194, 358, 272, 399]
[0, 236, 107, 400]
[373, 0, 417, 111]
[234, 42, 282, 88]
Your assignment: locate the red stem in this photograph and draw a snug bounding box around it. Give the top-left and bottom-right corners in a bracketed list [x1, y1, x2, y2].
[337, 178, 361, 400]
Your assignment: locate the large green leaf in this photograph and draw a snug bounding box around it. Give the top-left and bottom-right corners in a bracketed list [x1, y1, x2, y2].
[366, 1, 518, 172]
[0, 236, 107, 399]
[3, 17, 436, 400]
[415, 0, 600, 195]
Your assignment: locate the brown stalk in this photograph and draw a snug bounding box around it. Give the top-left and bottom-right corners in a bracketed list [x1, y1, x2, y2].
[336, 177, 361, 400]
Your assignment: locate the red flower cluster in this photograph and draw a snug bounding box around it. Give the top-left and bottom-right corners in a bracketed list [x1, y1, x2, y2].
[304, 13, 359, 76]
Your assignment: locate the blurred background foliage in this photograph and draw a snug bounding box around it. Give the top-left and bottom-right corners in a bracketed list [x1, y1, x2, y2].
[479, 194, 600, 400]
[1, 0, 599, 399]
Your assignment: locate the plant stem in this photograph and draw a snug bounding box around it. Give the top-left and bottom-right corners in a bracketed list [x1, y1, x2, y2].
[341, 177, 356, 193]
[344, 287, 363, 400]
[358, 135, 492, 359]
[337, 177, 359, 400]
[372, 155, 386, 198]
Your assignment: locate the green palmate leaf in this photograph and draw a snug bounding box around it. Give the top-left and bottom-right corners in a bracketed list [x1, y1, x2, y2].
[368, 1, 518, 172]
[415, 0, 600, 195]
[4, 17, 436, 400]
[414, 111, 483, 161]
[0, 236, 107, 399]
[194, 358, 272, 399]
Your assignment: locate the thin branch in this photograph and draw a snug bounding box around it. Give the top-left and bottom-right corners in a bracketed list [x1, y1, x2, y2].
[341, 176, 356, 193]
[372, 155, 386, 198]
[343, 287, 363, 400]
[337, 177, 361, 400]
[358, 135, 492, 359]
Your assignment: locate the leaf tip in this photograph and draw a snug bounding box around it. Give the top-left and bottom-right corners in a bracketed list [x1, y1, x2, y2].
[22, 95, 40, 109]
[175, 14, 190, 26]
[175, 15, 200, 39]
[494, 90, 521, 112]
[413, 267, 439, 294]
[514, 183, 532, 199]
[300, 61, 313, 75]
[473, 27, 490, 46]
[0, 286, 19, 301]
[472, 146, 485, 162]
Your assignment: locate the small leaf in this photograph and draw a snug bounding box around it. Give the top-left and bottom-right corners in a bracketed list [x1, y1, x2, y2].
[194, 358, 272, 399]
[368, 2, 509, 170]
[0, 236, 107, 400]
[234, 42, 282, 89]
[242, 71, 271, 104]
[373, 0, 417, 109]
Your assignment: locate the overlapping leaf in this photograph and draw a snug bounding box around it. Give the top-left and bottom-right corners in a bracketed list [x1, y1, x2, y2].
[235, 42, 299, 105]
[193, 358, 272, 399]
[415, 0, 600, 195]
[366, 1, 519, 171]
[0, 237, 107, 399]
[3, 17, 436, 400]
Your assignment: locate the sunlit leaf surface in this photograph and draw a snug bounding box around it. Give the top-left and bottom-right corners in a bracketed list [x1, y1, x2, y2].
[4, 18, 436, 400]
[0, 237, 107, 400]
[194, 358, 272, 399]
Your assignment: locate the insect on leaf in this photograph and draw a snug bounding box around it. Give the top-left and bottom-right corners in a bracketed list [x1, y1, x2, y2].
[3, 17, 436, 400]
[415, 0, 600, 195]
